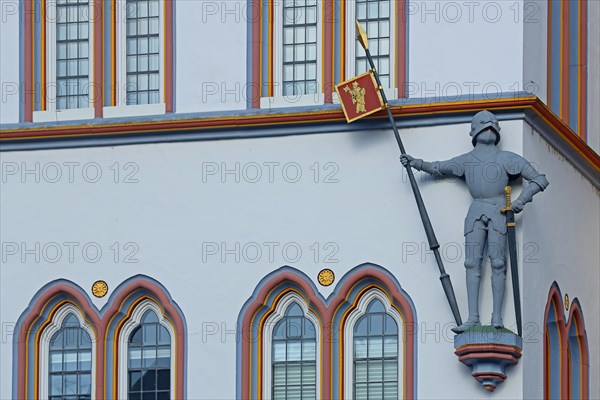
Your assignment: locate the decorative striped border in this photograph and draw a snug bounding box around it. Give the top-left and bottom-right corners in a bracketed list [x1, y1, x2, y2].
[236, 264, 417, 399]
[547, 0, 587, 140]
[13, 275, 186, 399]
[2, 95, 598, 177]
[543, 282, 589, 400]
[20, 0, 173, 121]
[249, 0, 404, 107]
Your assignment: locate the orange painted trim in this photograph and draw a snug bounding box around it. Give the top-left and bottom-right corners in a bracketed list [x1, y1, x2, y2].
[547, 0, 552, 110]
[560, 0, 570, 122]
[94, 0, 103, 117]
[164, 0, 173, 112]
[111, 0, 116, 106]
[396, 0, 407, 98]
[340, 0, 345, 82]
[252, 0, 261, 107]
[268, 1, 273, 97]
[3, 97, 599, 173]
[41, 0, 46, 111]
[578, 0, 587, 141]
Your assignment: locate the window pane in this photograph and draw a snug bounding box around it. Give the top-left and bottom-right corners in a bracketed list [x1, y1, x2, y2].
[281, 0, 318, 96]
[50, 374, 63, 395]
[368, 337, 383, 358]
[79, 374, 92, 395]
[130, 371, 142, 391]
[64, 351, 78, 371]
[287, 340, 301, 361]
[353, 297, 399, 399]
[64, 374, 77, 395]
[271, 303, 317, 397]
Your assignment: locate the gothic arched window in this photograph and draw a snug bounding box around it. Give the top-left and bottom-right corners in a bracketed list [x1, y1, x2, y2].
[127, 309, 171, 400]
[47, 313, 94, 399]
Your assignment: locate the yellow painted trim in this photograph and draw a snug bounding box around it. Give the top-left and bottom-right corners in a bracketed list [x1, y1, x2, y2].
[251, 287, 324, 400]
[41, 0, 46, 111]
[335, 283, 407, 400]
[31, 299, 97, 400]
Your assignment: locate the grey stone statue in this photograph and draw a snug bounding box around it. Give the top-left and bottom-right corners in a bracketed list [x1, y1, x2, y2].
[401, 110, 549, 332]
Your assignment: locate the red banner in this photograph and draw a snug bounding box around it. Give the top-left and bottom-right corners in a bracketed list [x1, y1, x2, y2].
[335, 72, 384, 123]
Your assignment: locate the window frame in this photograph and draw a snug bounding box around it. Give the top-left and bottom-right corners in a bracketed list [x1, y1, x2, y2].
[104, 0, 166, 118]
[260, 0, 325, 109]
[344, 0, 397, 101]
[343, 288, 402, 400]
[39, 303, 97, 400]
[117, 299, 175, 400]
[262, 292, 321, 400]
[33, 0, 96, 122]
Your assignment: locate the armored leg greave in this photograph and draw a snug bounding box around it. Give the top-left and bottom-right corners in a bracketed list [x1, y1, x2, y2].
[491, 264, 506, 328]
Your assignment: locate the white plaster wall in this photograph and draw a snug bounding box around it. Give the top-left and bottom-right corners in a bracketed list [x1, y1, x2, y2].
[521, 122, 600, 400]
[408, 0, 524, 100]
[587, 0, 600, 154]
[0, 0, 21, 124]
[174, 0, 247, 114]
[522, 0, 547, 103]
[0, 120, 531, 399]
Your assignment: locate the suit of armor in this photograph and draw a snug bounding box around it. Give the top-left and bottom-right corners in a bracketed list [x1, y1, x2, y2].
[402, 111, 549, 332]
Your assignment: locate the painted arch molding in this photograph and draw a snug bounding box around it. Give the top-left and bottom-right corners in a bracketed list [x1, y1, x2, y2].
[237, 263, 417, 400]
[13, 275, 187, 400]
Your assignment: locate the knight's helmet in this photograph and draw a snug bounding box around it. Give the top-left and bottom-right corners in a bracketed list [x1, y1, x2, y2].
[469, 110, 501, 146]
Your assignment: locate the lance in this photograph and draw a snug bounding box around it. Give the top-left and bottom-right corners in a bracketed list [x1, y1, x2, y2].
[355, 21, 462, 327]
[501, 186, 523, 336]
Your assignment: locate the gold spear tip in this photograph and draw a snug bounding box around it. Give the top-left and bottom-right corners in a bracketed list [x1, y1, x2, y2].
[355, 20, 368, 50]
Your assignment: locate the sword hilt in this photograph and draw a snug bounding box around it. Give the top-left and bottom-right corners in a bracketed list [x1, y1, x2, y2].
[501, 186, 512, 212]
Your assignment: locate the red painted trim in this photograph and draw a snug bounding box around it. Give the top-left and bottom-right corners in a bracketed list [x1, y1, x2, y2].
[328, 268, 416, 400]
[578, 0, 587, 141]
[94, 1, 103, 118]
[105, 279, 186, 399]
[252, 0, 261, 108]
[566, 302, 589, 400]
[240, 272, 328, 399]
[323, 0, 333, 103]
[164, 0, 173, 113]
[2, 97, 599, 174]
[240, 267, 416, 400]
[547, 0, 553, 110]
[396, 0, 407, 98]
[16, 279, 185, 400]
[560, 0, 570, 121]
[543, 284, 565, 400]
[23, 1, 34, 122]
[16, 284, 104, 399]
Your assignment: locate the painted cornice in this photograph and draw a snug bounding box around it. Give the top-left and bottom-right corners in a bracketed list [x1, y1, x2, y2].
[1, 94, 598, 186]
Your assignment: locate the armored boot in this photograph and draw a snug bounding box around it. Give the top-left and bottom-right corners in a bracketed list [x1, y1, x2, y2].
[452, 269, 482, 333]
[491, 267, 506, 328]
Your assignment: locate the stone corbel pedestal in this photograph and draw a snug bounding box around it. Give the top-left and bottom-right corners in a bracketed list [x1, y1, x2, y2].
[454, 326, 523, 391]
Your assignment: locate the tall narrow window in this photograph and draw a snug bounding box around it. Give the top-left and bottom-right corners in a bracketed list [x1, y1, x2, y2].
[272, 302, 317, 400]
[125, 0, 161, 105]
[282, 0, 319, 96]
[355, 0, 391, 87]
[353, 299, 398, 399]
[55, 0, 91, 110]
[48, 314, 93, 400]
[127, 310, 171, 400]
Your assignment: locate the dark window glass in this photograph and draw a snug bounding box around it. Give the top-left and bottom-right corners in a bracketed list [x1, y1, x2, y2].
[125, 0, 160, 105]
[55, 0, 90, 109]
[128, 310, 171, 400]
[353, 299, 398, 399]
[272, 302, 317, 400]
[355, 0, 391, 88]
[282, 0, 318, 96]
[48, 313, 93, 400]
